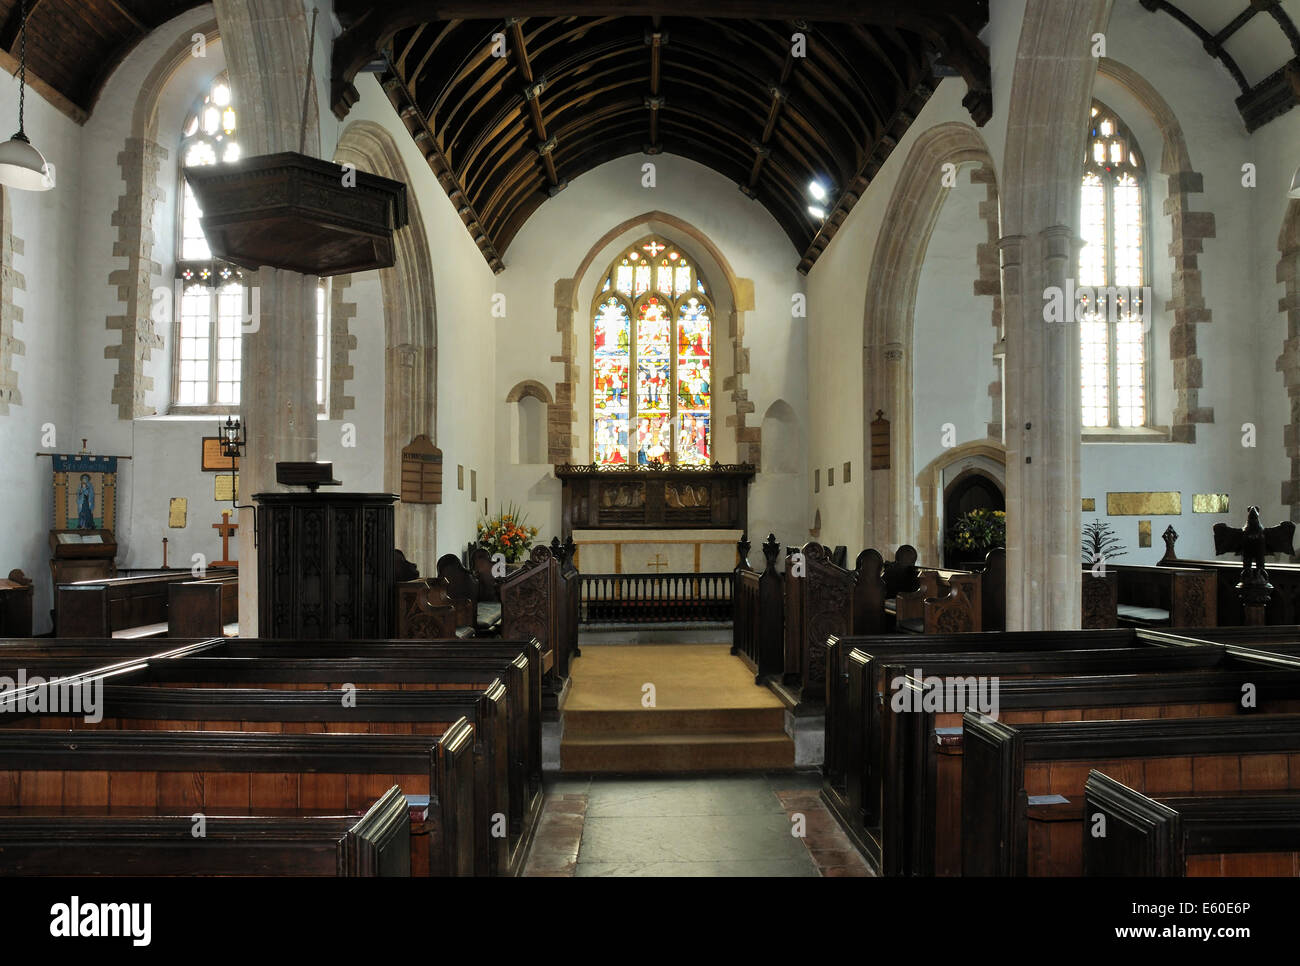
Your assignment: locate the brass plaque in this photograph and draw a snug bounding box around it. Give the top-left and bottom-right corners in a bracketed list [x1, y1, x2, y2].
[201, 437, 239, 471]
[214, 474, 238, 502]
[1082, 498, 1096, 512]
[1192, 493, 1229, 514]
[1106, 491, 1181, 515]
[1138, 520, 1152, 547]
[168, 498, 187, 528]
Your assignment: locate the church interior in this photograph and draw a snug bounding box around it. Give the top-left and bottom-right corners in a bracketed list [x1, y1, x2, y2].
[3, 0, 1300, 900]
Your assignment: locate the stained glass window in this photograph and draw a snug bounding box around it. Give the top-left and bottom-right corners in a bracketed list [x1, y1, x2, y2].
[591, 237, 714, 465]
[1078, 102, 1149, 429]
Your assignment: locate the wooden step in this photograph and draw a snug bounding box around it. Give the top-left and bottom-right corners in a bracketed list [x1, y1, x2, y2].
[561, 731, 795, 773]
[563, 706, 785, 737]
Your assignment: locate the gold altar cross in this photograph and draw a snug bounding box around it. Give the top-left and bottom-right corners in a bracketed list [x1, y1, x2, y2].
[213, 510, 238, 567]
[647, 553, 669, 572]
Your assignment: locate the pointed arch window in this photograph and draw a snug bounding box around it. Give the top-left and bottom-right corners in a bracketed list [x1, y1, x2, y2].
[1078, 102, 1151, 429]
[592, 237, 713, 465]
[171, 73, 327, 414]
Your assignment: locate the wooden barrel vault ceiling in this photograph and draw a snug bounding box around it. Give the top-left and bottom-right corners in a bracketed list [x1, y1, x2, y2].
[331, 2, 992, 274]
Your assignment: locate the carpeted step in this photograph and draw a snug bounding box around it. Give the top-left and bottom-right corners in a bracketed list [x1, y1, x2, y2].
[561, 731, 795, 773]
[563, 706, 786, 737]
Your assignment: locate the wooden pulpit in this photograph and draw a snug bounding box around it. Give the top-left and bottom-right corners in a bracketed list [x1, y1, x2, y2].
[254, 492, 396, 640]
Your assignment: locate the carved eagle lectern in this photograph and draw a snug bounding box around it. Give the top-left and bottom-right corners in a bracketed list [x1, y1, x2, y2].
[1213, 506, 1296, 584]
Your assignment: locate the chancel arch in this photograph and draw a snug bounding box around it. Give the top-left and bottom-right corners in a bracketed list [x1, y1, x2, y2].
[334, 119, 438, 574]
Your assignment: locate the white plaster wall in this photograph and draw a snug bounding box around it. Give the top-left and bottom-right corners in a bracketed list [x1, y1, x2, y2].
[1083, 2, 1264, 560]
[804, 78, 980, 562]
[0, 61, 85, 631]
[911, 166, 998, 490]
[341, 73, 498, 558]
[493, 152, 809, 550]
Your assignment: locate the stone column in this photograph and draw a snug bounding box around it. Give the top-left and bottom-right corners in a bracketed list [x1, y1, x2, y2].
[213, 0, 323, 635]
[1002, 227, 1083, 631]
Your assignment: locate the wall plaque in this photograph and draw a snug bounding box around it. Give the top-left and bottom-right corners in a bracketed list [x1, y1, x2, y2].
[1106, 491, 1181, 516]
[870, 410, 890, 470]
[400, 434, 443, 504]
[202, 437, 240, 472]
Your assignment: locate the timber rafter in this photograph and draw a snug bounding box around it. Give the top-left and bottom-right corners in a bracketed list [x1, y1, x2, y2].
[333, 3, 991, 271]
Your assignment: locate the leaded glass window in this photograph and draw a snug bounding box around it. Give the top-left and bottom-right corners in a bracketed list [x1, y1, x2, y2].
[592, 238, 713, 465]
[1078, 102, 1150, 429]
[172, 73, 328, 414]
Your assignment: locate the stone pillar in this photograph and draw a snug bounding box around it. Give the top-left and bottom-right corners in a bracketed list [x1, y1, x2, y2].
[213, 0, 323, 635]
[1002, 227, 1082, 631]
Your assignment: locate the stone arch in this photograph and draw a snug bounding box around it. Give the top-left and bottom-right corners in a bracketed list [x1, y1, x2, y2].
[861, 121, 997, 554]
[335, 119, 439, 573]
[1276, 201, 1300, 525]
[1096, 57, 1215, 442]
[553, 210, 758, 465]
[999, 0, 1112, 630]
[106, 17, 221, 419]
[915, 440, 1007, 567]
[506, 379, 554, 405]
[760, 399, 800, 474]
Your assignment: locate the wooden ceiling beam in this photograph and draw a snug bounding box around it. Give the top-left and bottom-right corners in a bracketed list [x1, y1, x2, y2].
[0, 0, 46, 53]
[332, 0, 988, 115]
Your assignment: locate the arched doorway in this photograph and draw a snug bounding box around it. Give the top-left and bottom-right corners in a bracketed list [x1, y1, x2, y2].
[943, 469, 1005, 568]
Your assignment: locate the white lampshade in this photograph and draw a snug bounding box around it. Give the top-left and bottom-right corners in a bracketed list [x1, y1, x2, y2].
[0, 133, 51, 191]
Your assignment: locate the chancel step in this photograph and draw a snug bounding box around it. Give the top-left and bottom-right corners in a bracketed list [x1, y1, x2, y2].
[562, 731, 794, 774]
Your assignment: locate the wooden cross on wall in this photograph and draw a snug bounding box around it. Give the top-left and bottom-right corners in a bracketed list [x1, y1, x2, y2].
[213, 510, 238, 567]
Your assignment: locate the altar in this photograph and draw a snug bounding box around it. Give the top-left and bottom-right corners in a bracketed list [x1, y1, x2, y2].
[571, 528, 744, 575]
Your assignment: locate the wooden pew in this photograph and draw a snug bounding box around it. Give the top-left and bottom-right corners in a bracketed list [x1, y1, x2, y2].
[0, 785, 411, 876]
[550, 537, 581, 665]
[888, 658, 1300, 876]
[1083, 770, 1300, 876]
[1113, 564, 1217, 627]
[56, 569, 235, 638]
[0, 728, 476, 876]
[895, 568, 982, 634]
[782, 542, 854, 707]
[733, 534, 784, 681]
[1161, 528, 1300, 625]
[168, 576, 239, 638]
[1, 679, 513, 877]
[500, 547, 566, 713]
[962, 713, 1300, 876]
[396, 576, 469, 640]
[821, 628, 1230, 871]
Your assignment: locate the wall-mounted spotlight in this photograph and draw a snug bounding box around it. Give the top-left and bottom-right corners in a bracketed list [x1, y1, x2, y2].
[808, 179, 828, 202]
[808, 205, 826, 220]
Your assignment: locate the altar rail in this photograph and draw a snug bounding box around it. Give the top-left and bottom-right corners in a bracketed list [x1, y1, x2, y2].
[580, 572, 733, 624]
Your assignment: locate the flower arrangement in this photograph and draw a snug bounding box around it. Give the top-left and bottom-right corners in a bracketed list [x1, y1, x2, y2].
[477, 502, 540, 564]
[948, 508, 1007, 554]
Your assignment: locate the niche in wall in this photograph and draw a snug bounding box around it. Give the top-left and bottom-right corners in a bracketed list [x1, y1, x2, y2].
[506, 380, 554, 466]
[943, 468, 1005, 568]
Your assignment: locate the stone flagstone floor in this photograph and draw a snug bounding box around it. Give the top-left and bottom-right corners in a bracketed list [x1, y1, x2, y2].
[524, 771, 871, 877]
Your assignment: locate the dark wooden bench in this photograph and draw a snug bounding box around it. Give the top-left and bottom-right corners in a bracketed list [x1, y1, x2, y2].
[1160, 554, 1300, 625]
[1112, 564, 1217, 627]
[0, 786, 410, 876]
[168, 576, 239, 638]
[962, 714, 1300, 876]
[887, 656, 1300, 876]
[1083, 770, 1300, 876]
[733, 535, 784, 681]
[894, 567, 983, 634]
[0, 727, 475, 876]
[822, 628, 1235, 873]
[56, 569, 235, 638]
[0, 679, 513, 876]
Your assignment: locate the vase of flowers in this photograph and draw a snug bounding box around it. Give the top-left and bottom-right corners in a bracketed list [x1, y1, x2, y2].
[947, 508, 1006, 568]
[477, 502, 540, 565]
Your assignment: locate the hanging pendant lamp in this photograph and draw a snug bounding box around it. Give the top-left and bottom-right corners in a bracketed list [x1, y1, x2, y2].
[0, 0, 52, 191]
